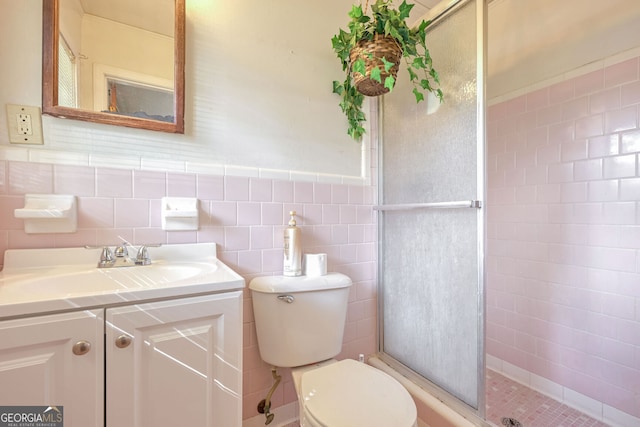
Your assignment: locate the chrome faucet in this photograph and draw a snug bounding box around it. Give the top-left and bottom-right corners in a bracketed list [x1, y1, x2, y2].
[135, 246, 152, 266]
[96, 243, 155, 268]
[97, 246, 116, 268]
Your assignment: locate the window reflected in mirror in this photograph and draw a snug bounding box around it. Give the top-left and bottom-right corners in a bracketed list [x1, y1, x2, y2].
[106, 79, 174, 123]
[58, 34, 77, 108]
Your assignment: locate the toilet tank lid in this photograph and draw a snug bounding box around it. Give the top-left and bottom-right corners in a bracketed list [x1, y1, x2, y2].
[249, 273, 351, 293]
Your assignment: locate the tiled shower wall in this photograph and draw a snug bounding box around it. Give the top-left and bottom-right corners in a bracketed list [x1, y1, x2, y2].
[0, 160, 377, 420]
[487, 55, 640, 420]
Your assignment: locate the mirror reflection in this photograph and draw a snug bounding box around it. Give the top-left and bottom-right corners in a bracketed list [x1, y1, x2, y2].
[43, 0, 185, 133]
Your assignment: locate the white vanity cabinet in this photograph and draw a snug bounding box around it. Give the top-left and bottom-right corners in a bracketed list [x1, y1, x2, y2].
[0, 309, 104, 427]
[0, 292, 242, 427]
[105, 291, 243, 427]
[0, 243, 244, 426]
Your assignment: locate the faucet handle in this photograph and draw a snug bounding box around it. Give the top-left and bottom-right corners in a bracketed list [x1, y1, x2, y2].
[135, 246, 152, 266]
[114, 243, 129, 258]
[97, 246, 115, 268]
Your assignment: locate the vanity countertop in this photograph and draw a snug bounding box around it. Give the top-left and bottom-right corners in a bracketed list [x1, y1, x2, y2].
[0, 243, 244, 320]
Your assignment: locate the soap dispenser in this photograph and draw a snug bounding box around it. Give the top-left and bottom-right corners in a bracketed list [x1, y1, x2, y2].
[283, 211, 302, 276]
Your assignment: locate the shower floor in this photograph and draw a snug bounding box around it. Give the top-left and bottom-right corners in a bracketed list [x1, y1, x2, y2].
[486, 369, 610, 427]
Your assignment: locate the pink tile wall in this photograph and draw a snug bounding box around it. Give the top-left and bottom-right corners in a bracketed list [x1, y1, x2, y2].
[487, 56, 640, 418]
[0, 162, 377, 421]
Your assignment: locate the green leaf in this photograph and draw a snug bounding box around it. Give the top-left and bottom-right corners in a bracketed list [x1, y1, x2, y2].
[352, 58, 366, 75]
[349, 5, 363, 19]
[413, 88, 424, 103]
[420, 79, 432, 91]
[404, 42, 417, 56]
[412, 57, 425, 69]
[370, 66, 382, 83]
[389, 26, 401, 42]
[381, 56, 395, 72]
[430, 68, 440, 83]
[384, 75, 396, 91]
[396, 27, 410, 44]
[398, 1, 414, 20]
[348, 124, 365, 140]
[407, 67, 418, 82]
[332, 80, 344, 95]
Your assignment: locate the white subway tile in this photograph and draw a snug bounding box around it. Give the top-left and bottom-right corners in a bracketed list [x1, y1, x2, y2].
[605, 106, 638, 134]
[575, 114, 604, 139]
[537, 144, 561, 164]
[562, 96, 589, 121]
[525, 165, 548, 185]
[574, 158, 603, 181]
[603, 202, 636, 225]
[537, 104, 563, 126]
[620, 129, 640, 154]
[548, 162, 574, 183]
[603, 154, 637, 179]
[619, 177, 640, 200]
[588, 134, 619, 158]
[561, 140, 588, 162]
[589, 86, 620, 114]
[588, 180, 619, 201]
[561, 182, 588, 202]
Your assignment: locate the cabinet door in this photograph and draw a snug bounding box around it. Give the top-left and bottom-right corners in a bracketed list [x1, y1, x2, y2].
[106, 291, 242, 427]
[0, 309, 104, 427]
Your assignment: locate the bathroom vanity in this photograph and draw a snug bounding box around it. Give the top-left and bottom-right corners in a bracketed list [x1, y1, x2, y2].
[0, 243, 243, 427]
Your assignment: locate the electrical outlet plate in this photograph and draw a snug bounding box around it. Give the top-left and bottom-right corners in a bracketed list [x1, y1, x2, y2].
[6, 104, 44, 145]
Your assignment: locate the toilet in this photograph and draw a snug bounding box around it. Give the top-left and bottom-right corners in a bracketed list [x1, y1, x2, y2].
[249, 273, 417, 427]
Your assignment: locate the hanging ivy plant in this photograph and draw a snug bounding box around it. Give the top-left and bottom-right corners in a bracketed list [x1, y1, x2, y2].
[332, 0, 444, 140]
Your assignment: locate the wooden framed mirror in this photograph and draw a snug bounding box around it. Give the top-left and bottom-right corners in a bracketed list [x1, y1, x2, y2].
[42, 0, 185, 133]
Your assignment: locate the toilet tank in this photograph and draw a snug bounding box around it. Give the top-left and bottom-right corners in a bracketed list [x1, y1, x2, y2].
[249, 273, 352, 367]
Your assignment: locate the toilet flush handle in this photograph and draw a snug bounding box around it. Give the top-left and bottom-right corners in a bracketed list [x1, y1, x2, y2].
[277, 295, 295, 304]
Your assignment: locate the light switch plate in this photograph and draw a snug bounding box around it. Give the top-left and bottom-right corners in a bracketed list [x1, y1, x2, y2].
[6, 104, 44, 145]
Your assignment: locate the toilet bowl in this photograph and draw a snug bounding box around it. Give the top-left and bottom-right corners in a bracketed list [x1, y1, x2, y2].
[292, 359, 417, 427]
[249, 274, 418, 426]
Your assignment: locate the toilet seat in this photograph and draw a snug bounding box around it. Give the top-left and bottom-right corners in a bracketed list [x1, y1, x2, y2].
[299, 359, 417, 427]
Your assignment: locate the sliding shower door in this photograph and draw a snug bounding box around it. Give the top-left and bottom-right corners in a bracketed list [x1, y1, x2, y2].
[378, 0, 486, 416]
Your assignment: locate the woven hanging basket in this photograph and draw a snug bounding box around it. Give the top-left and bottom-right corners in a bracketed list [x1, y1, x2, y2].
[349, 34, 403, 97]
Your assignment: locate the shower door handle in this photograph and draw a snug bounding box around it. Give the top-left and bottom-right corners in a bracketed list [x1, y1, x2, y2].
[374, 200, 481, 211]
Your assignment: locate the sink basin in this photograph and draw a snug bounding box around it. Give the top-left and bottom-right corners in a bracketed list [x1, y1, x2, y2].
[104, 262, 219, 287]
[12, 268, 122, 295]
[0, 243, 244, 319]
[10, 262, 216, 296]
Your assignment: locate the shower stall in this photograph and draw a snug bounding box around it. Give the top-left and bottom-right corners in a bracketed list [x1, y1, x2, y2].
[377, 0, 487, 421]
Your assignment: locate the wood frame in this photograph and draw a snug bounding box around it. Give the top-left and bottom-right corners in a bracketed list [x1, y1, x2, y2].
[42, 0, 185, 134]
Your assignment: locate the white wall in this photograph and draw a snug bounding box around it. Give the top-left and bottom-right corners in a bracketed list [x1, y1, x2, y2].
[3, 0, 640, 178]
[488, 0, 640, 100]
[0, 0, 366, 179]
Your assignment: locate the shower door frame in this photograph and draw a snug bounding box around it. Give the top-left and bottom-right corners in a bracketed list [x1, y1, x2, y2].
[375, 0, 487, 422]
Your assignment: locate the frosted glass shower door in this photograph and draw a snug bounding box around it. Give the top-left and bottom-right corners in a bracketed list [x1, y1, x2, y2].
[378, 0, 485, 414]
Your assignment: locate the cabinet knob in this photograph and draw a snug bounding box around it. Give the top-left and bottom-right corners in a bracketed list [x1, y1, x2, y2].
[115, 334, 132, 348]
[72, 340, 92, 356]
